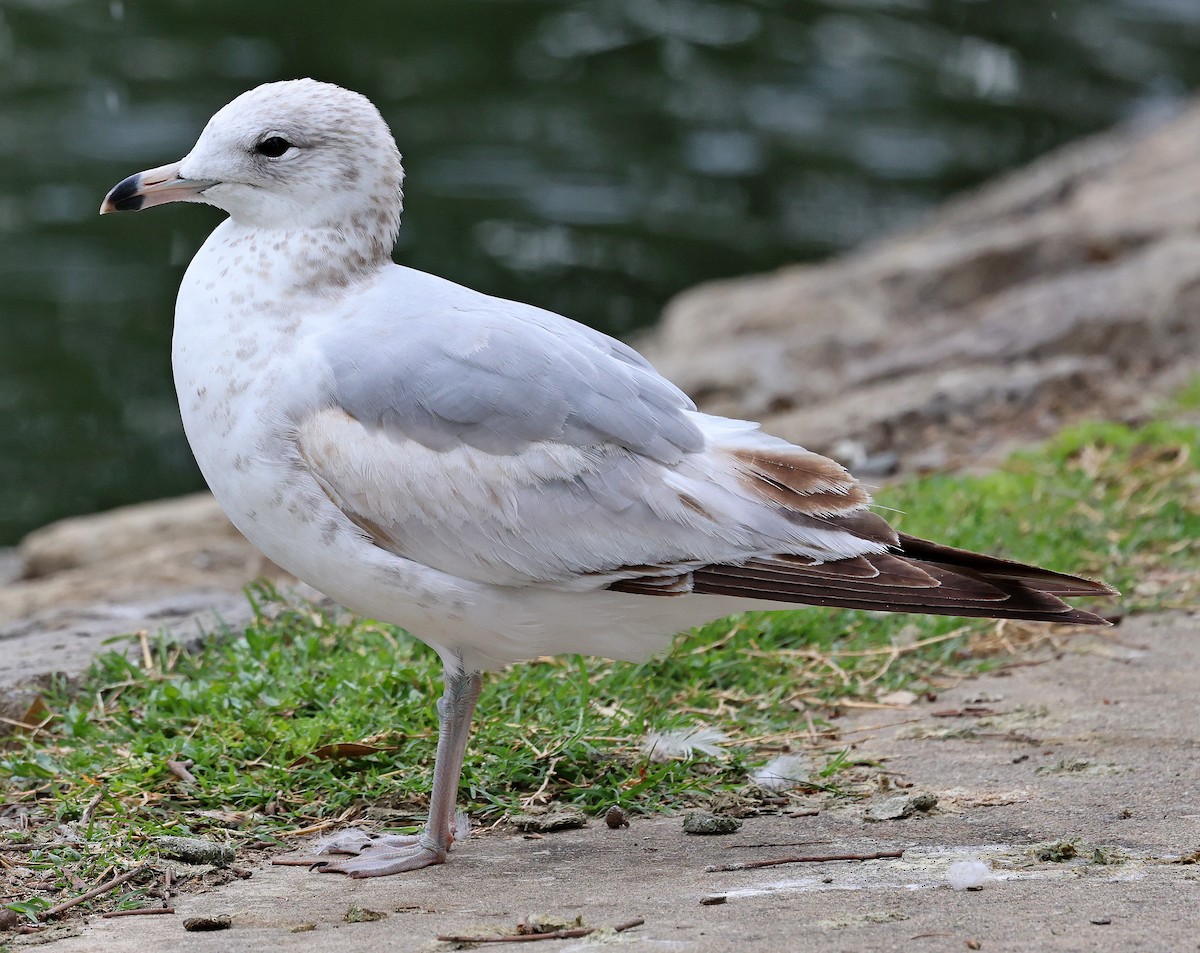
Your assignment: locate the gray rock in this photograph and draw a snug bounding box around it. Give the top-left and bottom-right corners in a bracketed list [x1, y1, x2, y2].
[640, 99, 1200, 471]
[511, 807, 588, 832]
[682, 812, 742, 835]
[864, 793, 939, 822]
[154, 835, 236, 867]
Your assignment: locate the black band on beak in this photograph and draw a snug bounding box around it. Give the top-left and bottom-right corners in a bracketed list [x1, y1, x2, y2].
[105, 174, 148, 212]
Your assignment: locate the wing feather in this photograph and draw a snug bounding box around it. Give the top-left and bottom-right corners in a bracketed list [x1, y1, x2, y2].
[321, 293, 704, 463]
[297, 267, 1114, 624]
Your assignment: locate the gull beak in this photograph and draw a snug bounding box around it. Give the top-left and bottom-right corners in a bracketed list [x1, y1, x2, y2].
[99, 161, 219, 214]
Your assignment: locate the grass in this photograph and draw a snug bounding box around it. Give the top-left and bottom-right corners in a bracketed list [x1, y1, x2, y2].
[1, 390, 1198, 927]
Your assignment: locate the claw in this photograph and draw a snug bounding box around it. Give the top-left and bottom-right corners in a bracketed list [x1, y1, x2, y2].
[311, 829, 378, 856]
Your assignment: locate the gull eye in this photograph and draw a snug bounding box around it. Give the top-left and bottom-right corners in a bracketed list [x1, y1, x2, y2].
[255, 136, 292, 158]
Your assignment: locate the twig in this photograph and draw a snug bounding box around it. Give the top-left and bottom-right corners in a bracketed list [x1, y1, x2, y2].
[40, 864, 147, 921]
[931, 707, 996, 718]
[270, 856, 329, 867]
[835, 718, 922, 736]
[101, 907, 175, 918]
[519, 756, 563, 808]
[80, 784, 109, 826]
[837, 700, 912, 710]
[0, 716, 49, 732]
[706, 849, 903, 873]
[437, 917, 644, 944]
[276, 810, 356, 838]
[166, 758, 197, 786]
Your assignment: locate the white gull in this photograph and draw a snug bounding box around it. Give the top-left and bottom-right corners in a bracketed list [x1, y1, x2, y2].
[100, 79, 1114, 877]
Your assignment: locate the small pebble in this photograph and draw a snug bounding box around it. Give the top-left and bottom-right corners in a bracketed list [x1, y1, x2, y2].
[344, 905, 387, 923]
[183, 915, 231, 932]
[155, 836, 235, 867]
[1091, 917, 1112, 926]
[605, 806, 630, 829]
[864, 793, 938, 822]
[682, 812, 741, 835]
[700, 895, 727, 906]
[909, 793, 938, 812]
[512, 807, 587, 832]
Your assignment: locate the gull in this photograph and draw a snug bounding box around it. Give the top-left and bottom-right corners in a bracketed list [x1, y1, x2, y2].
[100, 79, 1115, 878]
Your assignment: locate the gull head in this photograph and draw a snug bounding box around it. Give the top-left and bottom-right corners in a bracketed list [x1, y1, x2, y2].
[100, 79, 404, 242]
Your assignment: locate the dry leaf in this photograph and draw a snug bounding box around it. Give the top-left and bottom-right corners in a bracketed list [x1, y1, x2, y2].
[290, 742, 395, 767]
[8, 695, 52, 734]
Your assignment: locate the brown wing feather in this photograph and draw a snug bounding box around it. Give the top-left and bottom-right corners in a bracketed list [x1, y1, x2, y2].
[685, 530, 1114, 624]
[893, 534, 1115, 598]
[610, 445, 1116, 623]
[729, 447, 869, 516]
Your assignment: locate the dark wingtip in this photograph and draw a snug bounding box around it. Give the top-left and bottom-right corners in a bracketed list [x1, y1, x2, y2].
[1054, 606, 1115, 626]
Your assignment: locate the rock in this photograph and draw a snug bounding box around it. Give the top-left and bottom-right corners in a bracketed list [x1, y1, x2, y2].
[183, 915, 232, 932]
[511, 807, 587, 832]
[1033, 840, 1079, 863]
[909, 792, 939, 812]
[2, 494, 286, 625]
[0, 494, 301, 701]
[343, 905, 388, 923]
[641, 100, 1200, 471]
[154, 835, 236, 867]
[863, 792, 938, 822]
[19, 494, 233, 579]
[682, 812, 742, 835]
[0, 587, 258, 718]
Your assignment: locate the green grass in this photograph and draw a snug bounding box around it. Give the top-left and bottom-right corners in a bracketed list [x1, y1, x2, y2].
[2, 391, 1198, 925]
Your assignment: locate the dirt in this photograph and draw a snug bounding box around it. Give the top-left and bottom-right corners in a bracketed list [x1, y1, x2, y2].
[12, 610, 1195, 953]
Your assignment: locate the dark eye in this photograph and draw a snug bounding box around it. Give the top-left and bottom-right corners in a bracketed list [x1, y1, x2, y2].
[255, 136, 292, 157]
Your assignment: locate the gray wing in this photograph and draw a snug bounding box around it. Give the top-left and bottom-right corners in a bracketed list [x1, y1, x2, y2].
[322, 298, 704, 464]
[298, 274, 887, 589]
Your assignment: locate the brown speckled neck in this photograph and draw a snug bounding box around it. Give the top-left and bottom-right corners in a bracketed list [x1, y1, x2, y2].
[214, 212, 399, 307]
[286, 217, 397, 299]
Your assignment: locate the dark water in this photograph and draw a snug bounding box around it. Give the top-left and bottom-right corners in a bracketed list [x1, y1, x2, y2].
[2, 0, 1199, 545]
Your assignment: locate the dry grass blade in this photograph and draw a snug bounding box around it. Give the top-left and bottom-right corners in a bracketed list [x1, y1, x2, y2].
[706, 849, 904, 873]
[79, 784, 109, 825]
[40, 864, 148, 921]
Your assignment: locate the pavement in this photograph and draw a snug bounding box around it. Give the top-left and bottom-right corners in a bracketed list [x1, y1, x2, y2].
[13, 610, 1197, 953]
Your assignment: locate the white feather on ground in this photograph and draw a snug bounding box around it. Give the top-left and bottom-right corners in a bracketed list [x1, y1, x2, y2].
[640, 726, 730, 762]
[947, 858, 990, 890]
[749, 752, 812, 792]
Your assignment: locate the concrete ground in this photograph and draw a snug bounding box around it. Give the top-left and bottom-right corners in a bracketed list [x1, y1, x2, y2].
[21, 610, 1198, 953]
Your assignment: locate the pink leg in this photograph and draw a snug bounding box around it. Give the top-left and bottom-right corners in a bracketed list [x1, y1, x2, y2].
[318, 668, 483, 878]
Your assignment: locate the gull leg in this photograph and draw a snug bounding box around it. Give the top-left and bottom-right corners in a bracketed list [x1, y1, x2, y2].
[319, 667, 483, 878]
